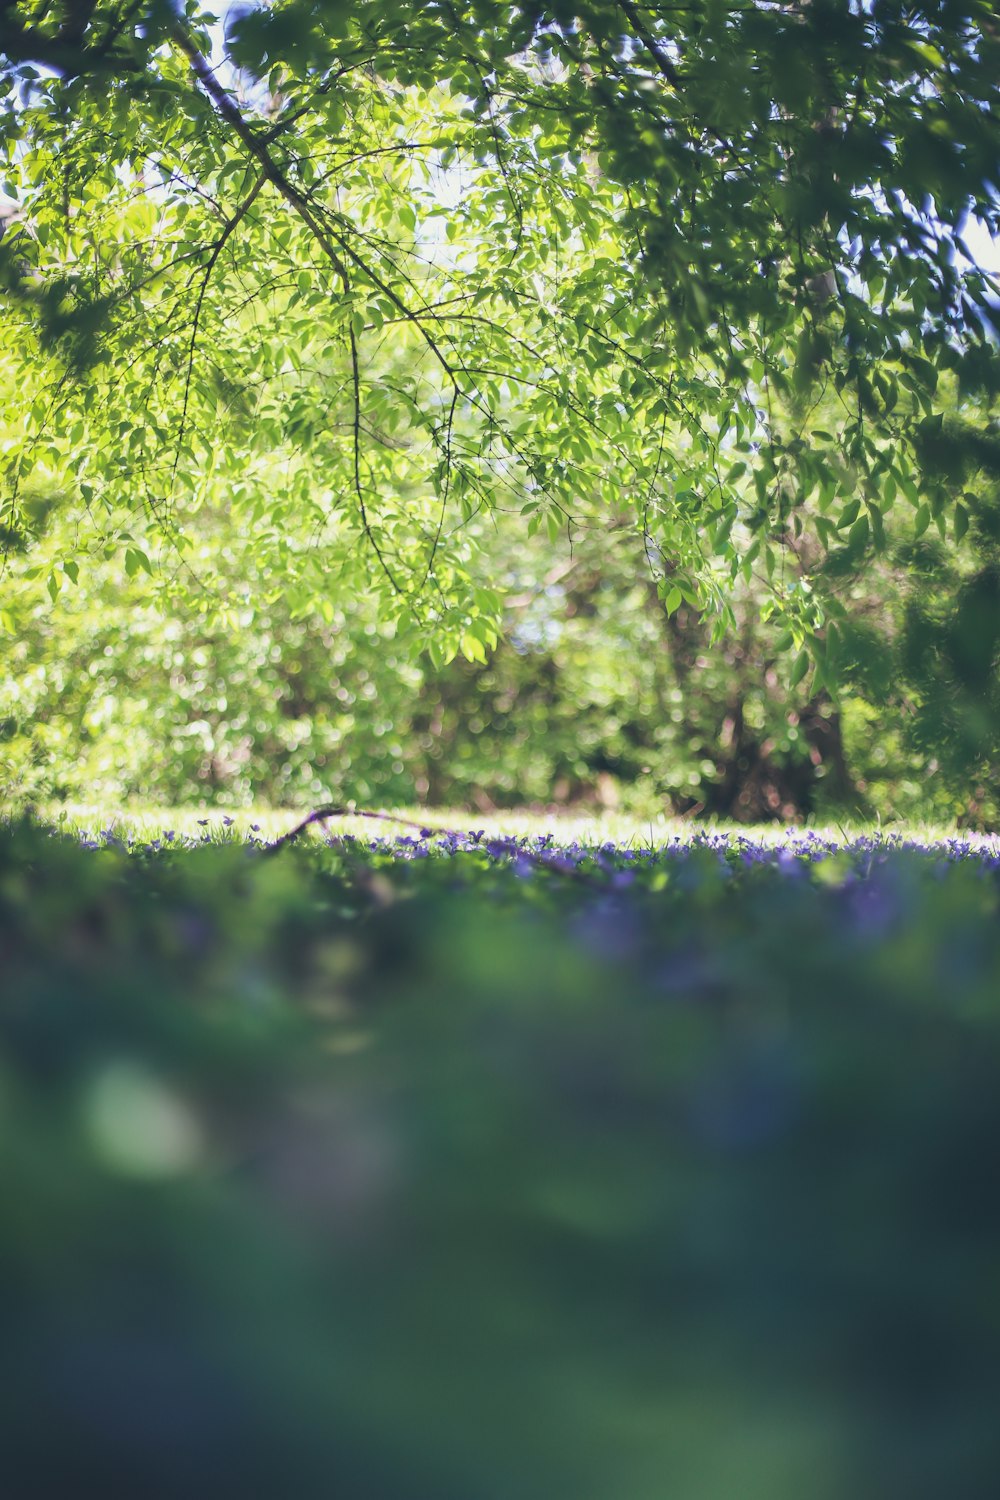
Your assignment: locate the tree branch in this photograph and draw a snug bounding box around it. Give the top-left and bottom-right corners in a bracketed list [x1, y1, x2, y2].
[618, 0, 680, 88]
[169, 22, 460, 388]
[0, 0, 139, 73]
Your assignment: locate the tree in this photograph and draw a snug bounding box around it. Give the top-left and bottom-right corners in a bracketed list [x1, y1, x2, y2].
[2, 1, 999, 668]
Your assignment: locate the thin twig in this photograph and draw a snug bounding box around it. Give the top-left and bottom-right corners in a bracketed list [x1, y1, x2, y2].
[264, 805, 603, 883]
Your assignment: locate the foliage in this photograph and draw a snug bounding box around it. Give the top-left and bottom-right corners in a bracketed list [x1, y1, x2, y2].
[811, 404, 1000, 824]
[0, 492, 908, 818]
[12, 445, 1000, 822]
[2, 1, 999, 664]
[4, 816, 1000, 1496]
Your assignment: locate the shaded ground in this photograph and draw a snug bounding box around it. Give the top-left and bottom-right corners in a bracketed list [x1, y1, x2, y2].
[2, 819, 999, 1498]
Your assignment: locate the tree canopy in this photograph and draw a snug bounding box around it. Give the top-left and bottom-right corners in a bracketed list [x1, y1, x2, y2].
[2, 1, 999, 670]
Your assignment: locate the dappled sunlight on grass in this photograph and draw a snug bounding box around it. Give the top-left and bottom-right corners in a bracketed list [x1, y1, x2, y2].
[36, 802, 1000, 852]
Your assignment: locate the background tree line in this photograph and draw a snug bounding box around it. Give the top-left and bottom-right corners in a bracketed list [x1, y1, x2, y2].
[5, 387, 1000, 823]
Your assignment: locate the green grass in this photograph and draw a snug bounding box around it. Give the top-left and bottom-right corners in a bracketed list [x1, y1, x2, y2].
[4, 812, 1000, 1498]
[35, 800, 998, 848]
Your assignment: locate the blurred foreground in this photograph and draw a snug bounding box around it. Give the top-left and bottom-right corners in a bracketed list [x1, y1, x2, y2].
[2, 819, 999, 1498]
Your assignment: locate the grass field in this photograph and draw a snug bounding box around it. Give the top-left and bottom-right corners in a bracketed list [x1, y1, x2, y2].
[37, 800, 1000, 850]
[4, 809, 1000, 1497]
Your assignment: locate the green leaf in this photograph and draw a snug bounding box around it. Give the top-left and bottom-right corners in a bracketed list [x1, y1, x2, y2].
[954, 503, 969, 542]
[459, 631, 487, 664]
[788, 648, 810, 689]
